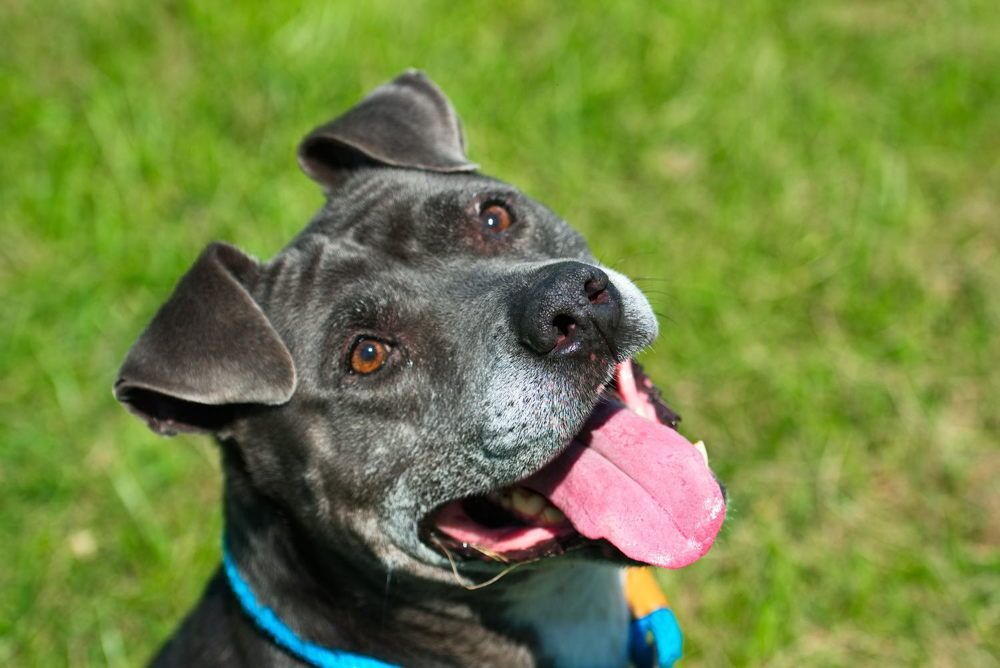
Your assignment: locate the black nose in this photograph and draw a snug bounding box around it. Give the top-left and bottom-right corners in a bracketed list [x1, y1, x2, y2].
[518, 262, 623, 357]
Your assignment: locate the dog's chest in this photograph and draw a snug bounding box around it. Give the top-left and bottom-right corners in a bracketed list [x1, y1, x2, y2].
[498, 563, 629, 668]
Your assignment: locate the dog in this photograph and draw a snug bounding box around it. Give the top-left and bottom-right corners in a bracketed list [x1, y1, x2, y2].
[114, 70, 726, 667]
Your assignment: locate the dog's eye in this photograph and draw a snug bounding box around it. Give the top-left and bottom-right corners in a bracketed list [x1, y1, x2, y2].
[479, 203, 512, 233]
[349, 338, 390, 375]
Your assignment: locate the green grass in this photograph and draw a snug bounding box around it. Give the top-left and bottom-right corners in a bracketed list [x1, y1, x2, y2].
[2, 0, 997, 665]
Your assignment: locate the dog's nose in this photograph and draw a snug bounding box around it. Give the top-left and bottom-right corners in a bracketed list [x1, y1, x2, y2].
[518, 262, 623, 357]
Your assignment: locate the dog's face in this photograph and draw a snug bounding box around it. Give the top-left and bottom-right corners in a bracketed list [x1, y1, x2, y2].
[115, 72, 724, 584]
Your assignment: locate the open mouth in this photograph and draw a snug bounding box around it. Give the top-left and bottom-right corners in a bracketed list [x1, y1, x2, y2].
[423, 360, 726, 569]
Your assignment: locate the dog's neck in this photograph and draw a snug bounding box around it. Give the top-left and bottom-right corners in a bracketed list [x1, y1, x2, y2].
[220, 449, 629, 667]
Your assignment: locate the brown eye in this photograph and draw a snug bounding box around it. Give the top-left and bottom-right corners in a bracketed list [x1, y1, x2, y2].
[349, 338, 389, 375]
[479, 203, 512, 233]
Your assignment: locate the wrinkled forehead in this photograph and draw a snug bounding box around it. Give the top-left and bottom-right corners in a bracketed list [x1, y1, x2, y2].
[289, 168, 593, 264]
[265, 234, 534, 350]
[260, 241, 532, 396]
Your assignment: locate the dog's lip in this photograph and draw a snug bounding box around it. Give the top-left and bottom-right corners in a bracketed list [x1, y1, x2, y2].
[423, 360, 725, 567]
[426, 496, 580, 562]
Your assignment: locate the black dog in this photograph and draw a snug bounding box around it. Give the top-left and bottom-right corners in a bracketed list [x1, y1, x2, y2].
[115, 71, 725, 667]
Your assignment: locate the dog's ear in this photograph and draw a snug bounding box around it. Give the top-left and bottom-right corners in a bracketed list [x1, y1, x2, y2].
[114, 242, 296, 436]
[298, 69, 477, 188]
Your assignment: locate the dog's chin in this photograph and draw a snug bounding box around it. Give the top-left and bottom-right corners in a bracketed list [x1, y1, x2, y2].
[419, 360, 726, 572]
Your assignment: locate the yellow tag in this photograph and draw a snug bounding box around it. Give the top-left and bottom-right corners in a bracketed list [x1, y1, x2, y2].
[624, 567, 670, 619]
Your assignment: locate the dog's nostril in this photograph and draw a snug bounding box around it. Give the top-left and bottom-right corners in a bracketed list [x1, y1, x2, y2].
[552, 313, 577, 347]
[585, 277, 610, 305]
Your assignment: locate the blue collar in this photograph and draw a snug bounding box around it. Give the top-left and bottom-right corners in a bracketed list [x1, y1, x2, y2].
[222, 545, 682, 668]
[222, 546, 397, 668]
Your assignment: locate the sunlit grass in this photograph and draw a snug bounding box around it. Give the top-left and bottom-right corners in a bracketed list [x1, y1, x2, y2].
[2, 0, 997, 665]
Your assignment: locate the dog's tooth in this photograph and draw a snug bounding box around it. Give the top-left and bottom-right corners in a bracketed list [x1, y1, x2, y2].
[693, 440, 709, 466]
[496, 489, 513, 510]
[511, 487, 545, 517]
[539, 505, 566, 526]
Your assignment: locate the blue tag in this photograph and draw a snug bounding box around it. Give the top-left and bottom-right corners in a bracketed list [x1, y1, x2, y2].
[629, 608, 683, 667]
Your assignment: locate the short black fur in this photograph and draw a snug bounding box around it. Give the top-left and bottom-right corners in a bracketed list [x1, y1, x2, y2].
[116, 70, 664, 667]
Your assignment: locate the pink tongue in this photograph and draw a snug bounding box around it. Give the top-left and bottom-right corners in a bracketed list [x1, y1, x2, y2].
[524, 402, 725, 568]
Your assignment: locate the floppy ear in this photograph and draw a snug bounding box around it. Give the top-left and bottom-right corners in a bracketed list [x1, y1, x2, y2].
[114, 242, 297, 435]
[298, 69, 477, 188]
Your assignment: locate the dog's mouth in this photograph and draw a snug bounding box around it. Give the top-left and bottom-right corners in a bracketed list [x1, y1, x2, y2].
[423, 360, 726, 569]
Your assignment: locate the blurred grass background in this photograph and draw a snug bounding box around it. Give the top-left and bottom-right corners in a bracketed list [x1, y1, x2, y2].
[2, 0, 998, 665]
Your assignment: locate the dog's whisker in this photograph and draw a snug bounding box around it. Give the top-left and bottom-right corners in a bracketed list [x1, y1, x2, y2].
[469, 544, 511, 564]
[459, 562, 528, 591]
[432, 534, 530, 591]
[595, 393, 618, 408]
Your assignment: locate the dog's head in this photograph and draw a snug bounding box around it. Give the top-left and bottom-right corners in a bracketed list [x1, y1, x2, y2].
[114, 71, 724, 583]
